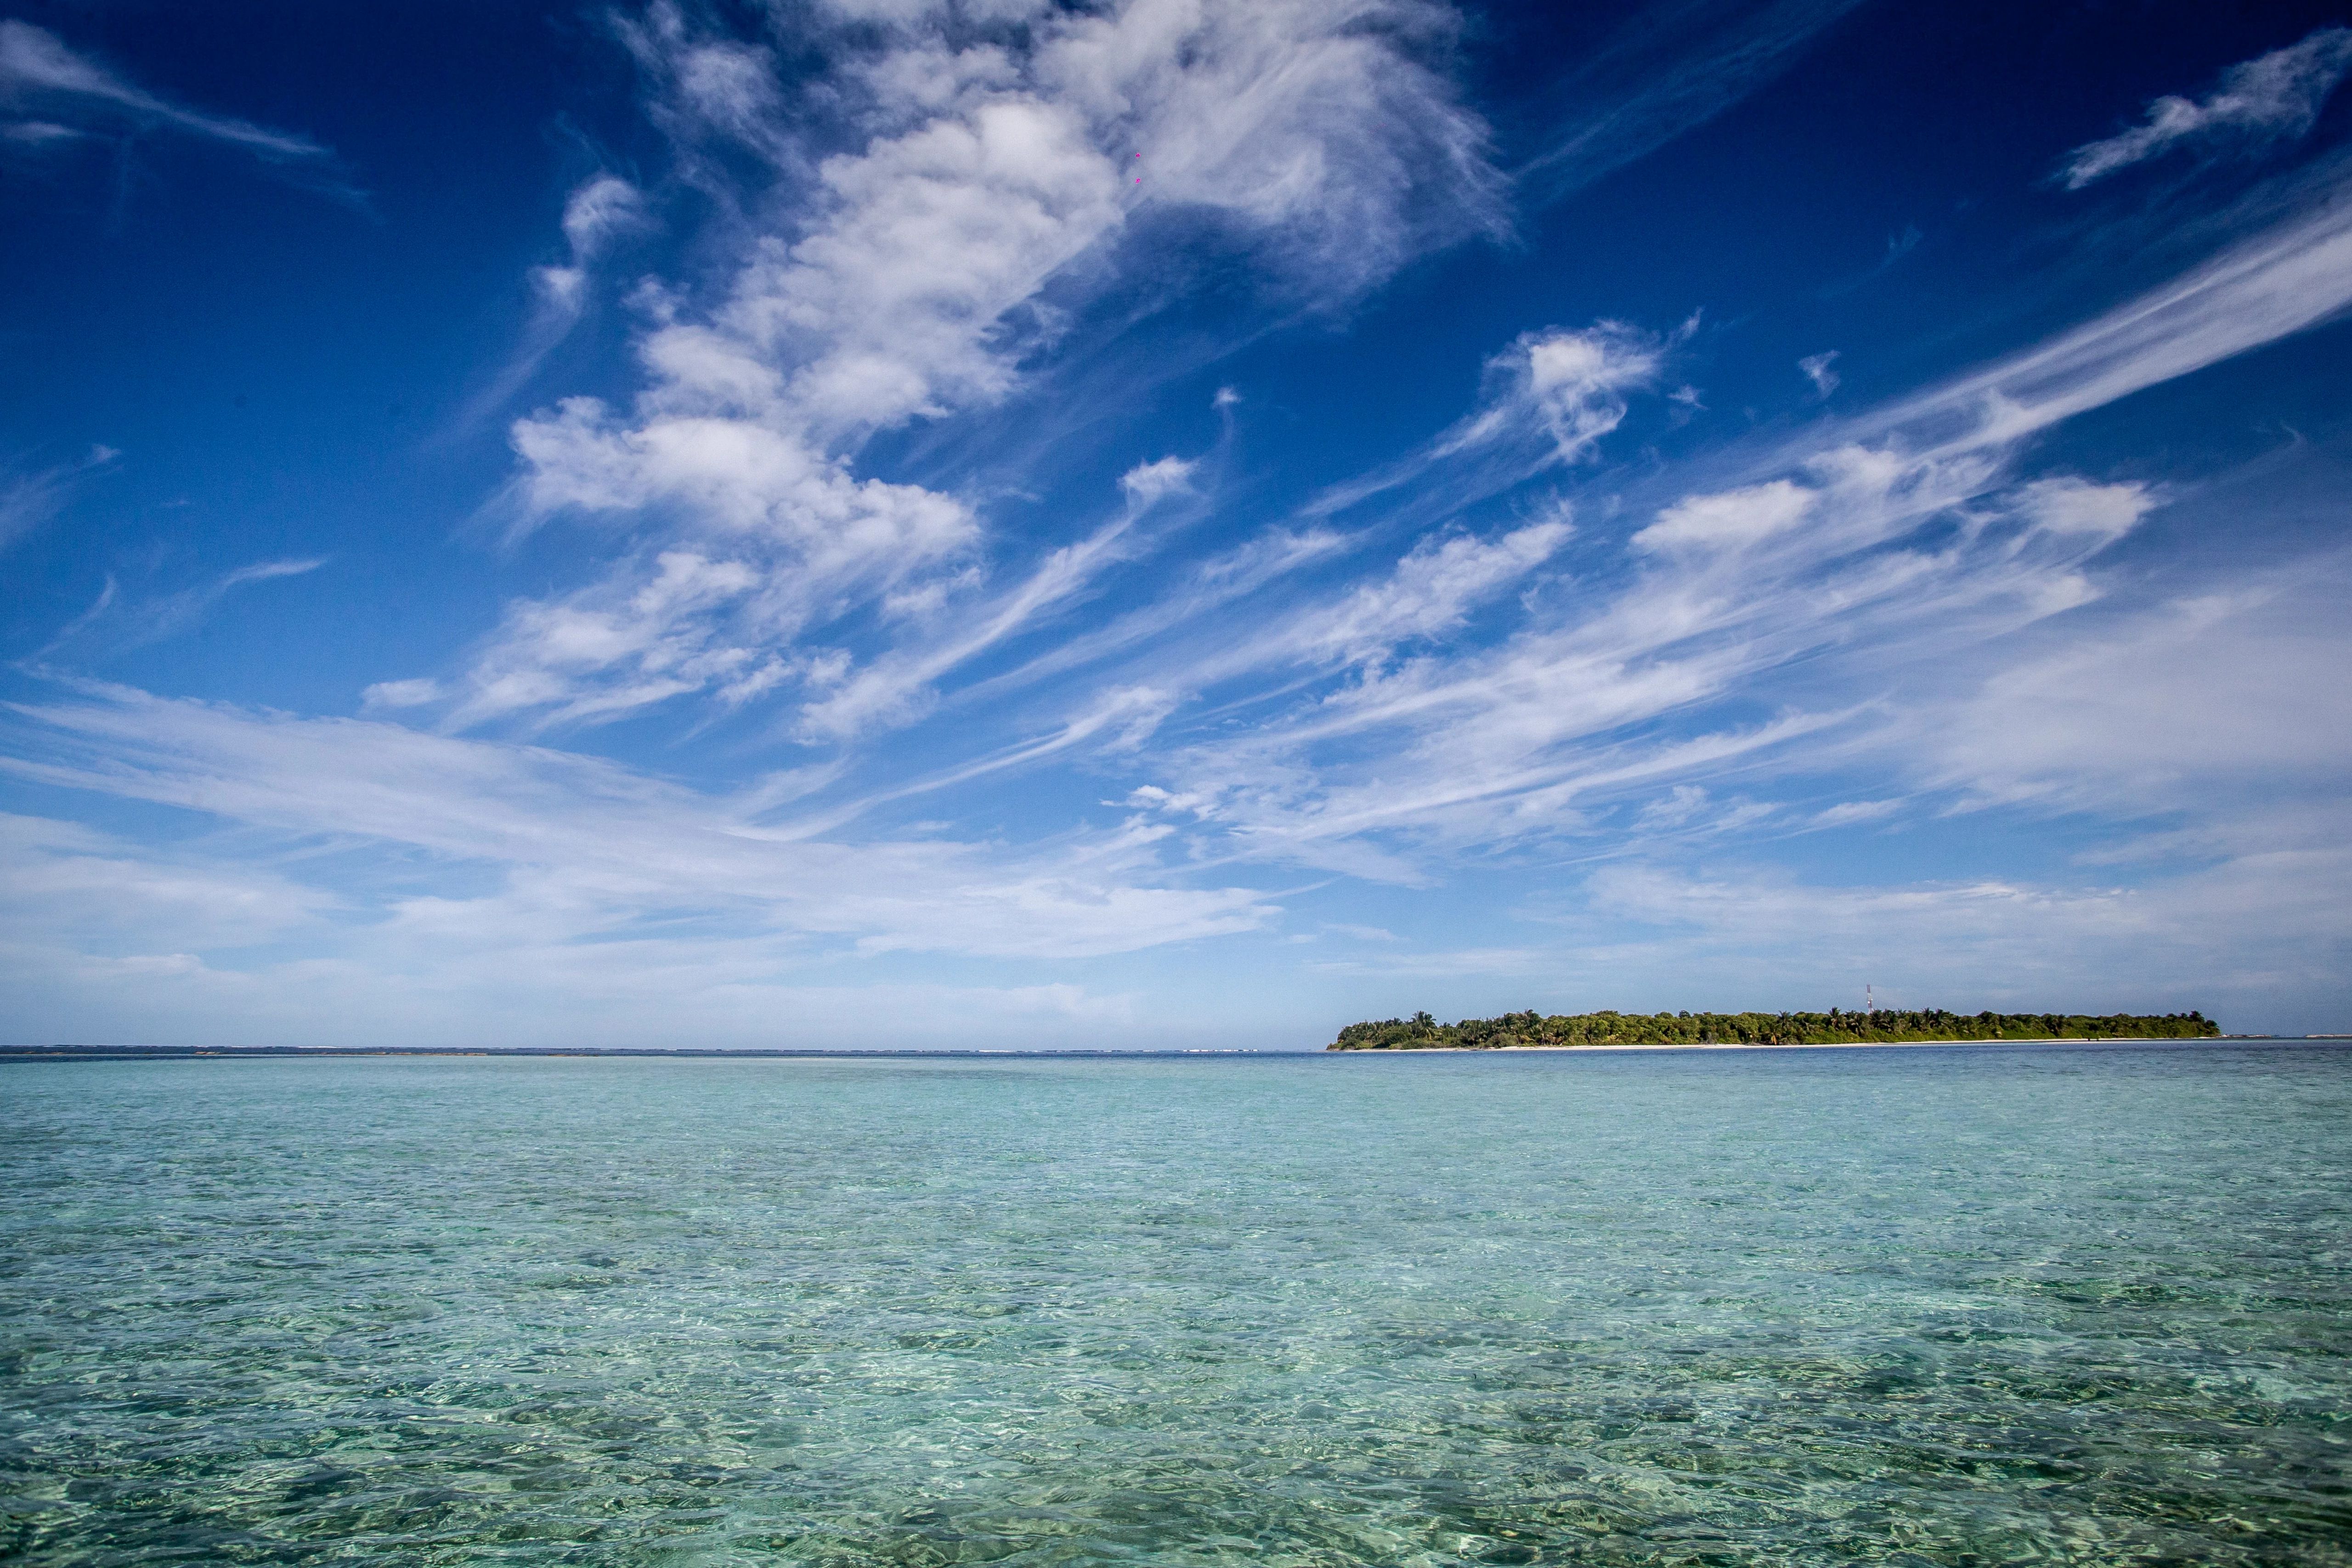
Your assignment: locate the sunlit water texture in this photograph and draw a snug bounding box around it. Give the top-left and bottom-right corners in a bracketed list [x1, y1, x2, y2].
[3, 1046, 2348, 1566]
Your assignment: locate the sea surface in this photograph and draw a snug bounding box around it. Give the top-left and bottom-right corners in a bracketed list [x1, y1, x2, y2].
[2, 1044, 2347, 1566]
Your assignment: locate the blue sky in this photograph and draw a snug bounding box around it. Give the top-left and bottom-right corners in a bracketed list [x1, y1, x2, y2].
[4, 0, 2350, 1048]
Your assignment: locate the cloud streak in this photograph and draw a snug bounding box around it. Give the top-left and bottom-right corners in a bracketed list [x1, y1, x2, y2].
[0, 19, 354, 195]
[0, 682, 1277, 964]
[1859, 187, 2352, 452]
[2061, 27, 2352, 189]
[455, 176, 651, 427]
[1516, 0, 1870, 202]
[0, 444, 116, 554]
[40, 557, 326, 657]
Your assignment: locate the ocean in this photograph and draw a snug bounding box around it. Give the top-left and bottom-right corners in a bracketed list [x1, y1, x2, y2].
[3, 1044, 2346, 1565]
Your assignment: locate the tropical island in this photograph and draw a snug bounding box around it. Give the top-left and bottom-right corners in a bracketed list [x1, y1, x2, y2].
[1327, 1008, 2220, 1049]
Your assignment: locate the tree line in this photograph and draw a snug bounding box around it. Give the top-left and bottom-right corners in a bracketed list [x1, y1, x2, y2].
[1327, 1008, 2220, 1049]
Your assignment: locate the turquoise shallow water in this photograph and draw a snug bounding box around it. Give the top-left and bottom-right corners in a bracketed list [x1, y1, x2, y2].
[2, 1046, 2347, 1566]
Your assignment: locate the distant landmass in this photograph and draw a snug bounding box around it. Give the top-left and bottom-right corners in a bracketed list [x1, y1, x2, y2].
[1327, 1009, 2221, 1050]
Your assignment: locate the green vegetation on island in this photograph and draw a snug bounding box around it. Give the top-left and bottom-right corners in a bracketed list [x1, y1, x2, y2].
[1328, 1008, 2220, 1050]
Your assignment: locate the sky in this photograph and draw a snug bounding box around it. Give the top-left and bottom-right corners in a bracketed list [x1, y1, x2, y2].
[3, 0, 2350, 1049]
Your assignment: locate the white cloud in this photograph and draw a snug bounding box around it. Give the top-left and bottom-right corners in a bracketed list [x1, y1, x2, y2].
[617, 6, 797, 172]
[1635, 783, 1710, 828]
[2012, 476, 2154, 542]
[2061, 27, 2352, 189]
[1810, 798, 1901, 827]
[221, 557, 327, 589]
[1289, 322, 1663, 544]
[664, 0, 1495, 436]
[361, 679, 442, 711]
[1798, 349, 1839, 396]
[791, 487, 1175, 742]
[707, 96, 1124, 438]
[1017, 514, 1576, 826]
[457, 0, 1502, 735]
[559, 174, 645, 257]
[1119, 454, 1195, 504]
[1287, 519, 1572, 667]
[465, 176, 653, 423]
[1040, 0, 1503, 294]
[456, 414, 979, 727]
[1439, 323, 1660, 463]
[1634, 476, 1814, 553]
[0, 118, 78, 145]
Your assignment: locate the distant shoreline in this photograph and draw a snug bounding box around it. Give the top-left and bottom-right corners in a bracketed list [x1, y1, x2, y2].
[1331, 1036, 2324, 1053]
[1329, 1007, 2223, 1052]
[1, 1037, 2340, 1064]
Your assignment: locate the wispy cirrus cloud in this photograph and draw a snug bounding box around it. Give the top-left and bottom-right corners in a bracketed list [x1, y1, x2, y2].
[589, 164, 2352, 895]
[0, 810, 331, 951]
[0, 443, 116, 554]
[1798, 350, 1839, 397]
[1297, 322, 1666, 536]
[41, 557, 327, 657]
[1910, 562, 2352, 817]
[0, 805, 1161, 1047]
[2060, 26, 2352, 190]
[0, 19, 356, 197]
[1515, 0, 1870, 203]
[0, 680, 1276, 964]
[455, 175, 652, 428]
[0, 116, 77, 146]
[1102, 173, 2352, 878]
[792, 454, 1200, 742]
[1855, 186, 2352, 452]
